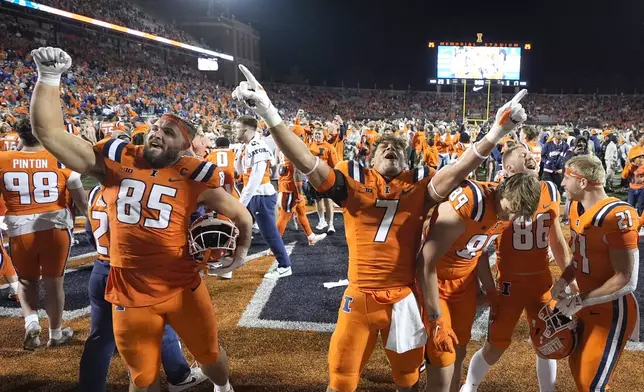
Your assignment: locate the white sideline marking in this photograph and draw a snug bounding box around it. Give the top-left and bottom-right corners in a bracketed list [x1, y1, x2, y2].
[238, 242, 336, 333]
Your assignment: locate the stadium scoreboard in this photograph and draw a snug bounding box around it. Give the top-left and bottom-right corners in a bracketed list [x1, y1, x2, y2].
[428, 33, 530, 86]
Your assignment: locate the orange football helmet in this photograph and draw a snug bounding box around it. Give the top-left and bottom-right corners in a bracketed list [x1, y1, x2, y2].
[529, 298, 578, 360]
[188, 212, 239, 264]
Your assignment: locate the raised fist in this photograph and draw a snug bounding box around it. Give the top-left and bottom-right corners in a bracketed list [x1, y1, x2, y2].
[31, 47, 72, 87]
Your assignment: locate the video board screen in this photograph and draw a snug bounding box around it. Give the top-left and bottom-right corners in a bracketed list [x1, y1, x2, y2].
[437, 46, 521, 80]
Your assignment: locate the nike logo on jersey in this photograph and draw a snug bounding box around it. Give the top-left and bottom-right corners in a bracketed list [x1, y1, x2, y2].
[169, 178, 182, 182]
[590, 311, 601, 316]
[401, 188, 412, 195]
[542, 204, 550, 209]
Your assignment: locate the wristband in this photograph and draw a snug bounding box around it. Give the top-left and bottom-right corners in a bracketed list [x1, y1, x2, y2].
[37, 72, 62, 87]
[263, 105, 283, 128]
[303, 157, 320, 176]
[471, 142, 489, 160]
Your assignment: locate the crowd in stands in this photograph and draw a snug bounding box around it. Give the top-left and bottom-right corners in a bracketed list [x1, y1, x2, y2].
[3, 5, 644, 218]
[38, 0, 208, 47]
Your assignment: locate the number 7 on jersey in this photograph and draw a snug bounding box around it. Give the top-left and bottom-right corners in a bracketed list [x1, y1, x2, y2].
[374, 199, 399, 242]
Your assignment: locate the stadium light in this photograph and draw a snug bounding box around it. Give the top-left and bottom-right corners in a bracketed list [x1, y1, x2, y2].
[2, 0, 234, 61]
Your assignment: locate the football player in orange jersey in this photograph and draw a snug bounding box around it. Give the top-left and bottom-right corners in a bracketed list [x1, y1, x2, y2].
[30, 47, 252, 392]
[550, 155, 640, 392]
[206, 137, 239, 199]
[0, 118, 89, 350]
[418, 173, 541, 392]
[79, 181, 208, 392]
[0, 121, 20, 151]
[276, 126, 326, 245]
[233, 64, 528, 392]
[309, 126, 339, 234]
[461, 144, 575, 392]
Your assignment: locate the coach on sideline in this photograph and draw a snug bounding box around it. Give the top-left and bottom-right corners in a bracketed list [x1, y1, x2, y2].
[234, 115, 293, 279]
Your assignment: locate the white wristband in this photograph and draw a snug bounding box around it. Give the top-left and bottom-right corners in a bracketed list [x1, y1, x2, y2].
[263, 105, 283, 128]
[37, 73, 62, 87]
[303, 157, 320, 176]
[471, 143, 489, 160]
[429, 178, 448, 200]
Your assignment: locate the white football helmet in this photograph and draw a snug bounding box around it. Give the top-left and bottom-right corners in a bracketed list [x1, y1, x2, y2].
[188, 212, 239, 264]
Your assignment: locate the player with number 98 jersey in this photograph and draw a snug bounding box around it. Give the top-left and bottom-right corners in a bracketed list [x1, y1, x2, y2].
[92, 137, 224, 308]
[425, 180, 509, 367]
[0, 149, 82, 278]
[567, 198, 640, 391]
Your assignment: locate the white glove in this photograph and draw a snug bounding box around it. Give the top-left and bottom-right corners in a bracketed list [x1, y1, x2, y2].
[550, 278, 569, 300]
[31, 47, 72, 87]
[556, 293, 583, 317]
[485, 89, 528, 144]
[232, 65, 283, 128]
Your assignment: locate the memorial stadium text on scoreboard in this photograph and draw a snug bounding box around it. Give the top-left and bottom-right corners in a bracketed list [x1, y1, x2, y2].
[427, 33, 531, 86]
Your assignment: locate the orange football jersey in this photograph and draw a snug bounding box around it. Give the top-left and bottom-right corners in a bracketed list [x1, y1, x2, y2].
[309, 141, 339, 168]
[277, 151, 298, 194]
[0, 132, 19, 151]
[436, 181, 509, 283]
[333, 161, 435, 289]
[88, 185, 109, 262]
[0, 150, 76, 215]
[495, 181, 560, 276]
[569, 198, 640, 292]
[205, 148, 235, 195]
[92, 138, 223, 307]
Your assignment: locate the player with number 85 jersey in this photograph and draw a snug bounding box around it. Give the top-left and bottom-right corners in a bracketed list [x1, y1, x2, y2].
[29, 45, 252, 392]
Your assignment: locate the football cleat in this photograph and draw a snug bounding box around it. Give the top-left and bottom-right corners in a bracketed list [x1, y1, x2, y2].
[188, 212, 239, 265]
[529, 298, 578, 360]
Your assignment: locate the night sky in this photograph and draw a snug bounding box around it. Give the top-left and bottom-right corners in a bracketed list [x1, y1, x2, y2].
[158, 0, 644, 92]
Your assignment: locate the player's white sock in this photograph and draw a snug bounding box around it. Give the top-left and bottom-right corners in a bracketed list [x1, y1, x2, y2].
[536, 356, 556, 392]
[462, 349, 491, 391]
[49, 327, 62, 340]
[9, 281, 19, 293]
[24, 314, 39, 329]
[214, 380, 232, 392]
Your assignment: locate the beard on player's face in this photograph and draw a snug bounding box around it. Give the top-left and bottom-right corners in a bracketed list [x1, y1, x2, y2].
[143, 134, 182, 168]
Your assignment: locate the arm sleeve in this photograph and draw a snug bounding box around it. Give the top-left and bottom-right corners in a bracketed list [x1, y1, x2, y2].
[239, 160, 267, 207]
[311, 168, 348, 206]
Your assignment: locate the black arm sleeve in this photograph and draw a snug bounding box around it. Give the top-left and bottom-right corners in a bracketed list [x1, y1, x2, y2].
[310, 169, 349, 206]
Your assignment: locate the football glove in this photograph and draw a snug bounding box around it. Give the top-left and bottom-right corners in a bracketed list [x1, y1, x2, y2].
[556, 293, 583, 317]
[428, 316, 459, 353]
[550, 278, 569, 301]
[485, 89, 528, 144]
[233, 65, 283, 128]
[31, 47, 72, 87]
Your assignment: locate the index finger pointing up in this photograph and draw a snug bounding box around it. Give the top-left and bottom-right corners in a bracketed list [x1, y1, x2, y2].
[510, 89, 527, 105]
[238, 64, 258, 90]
